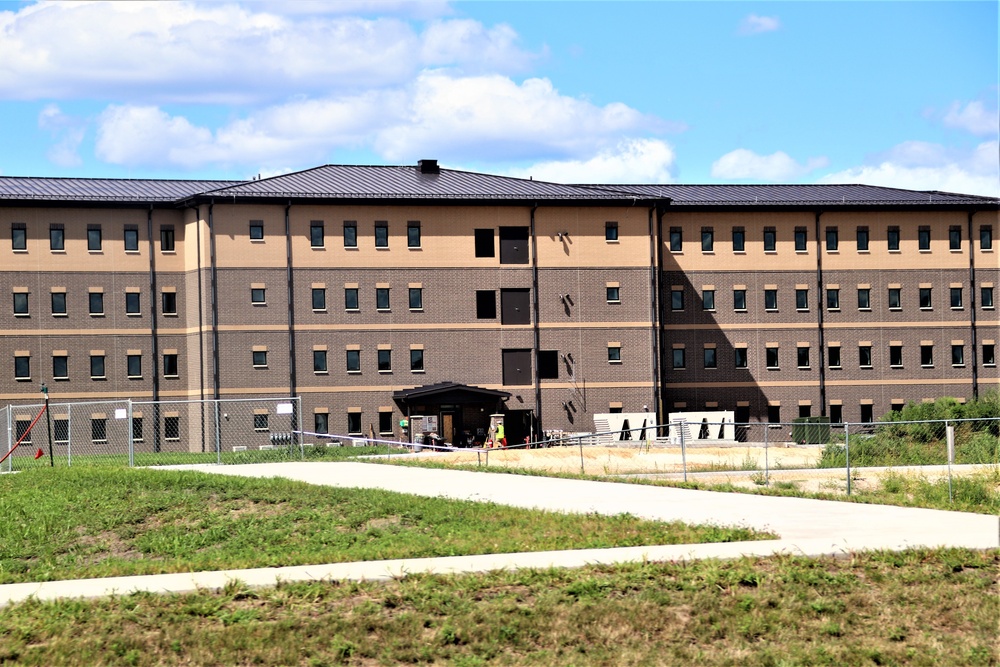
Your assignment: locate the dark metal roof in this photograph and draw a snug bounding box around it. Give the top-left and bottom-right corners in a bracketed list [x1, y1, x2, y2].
[392, 381, 510, 403]
[0, 175, 240, 203]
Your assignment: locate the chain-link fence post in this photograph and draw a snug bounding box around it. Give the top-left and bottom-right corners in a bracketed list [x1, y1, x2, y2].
[763, 422, 770, 485]
[579, 433, 585, 474]
[845, 421, 852, 496]
[945, 420, 954, 504]
[296, 396, 304, 460]
[4, 405, 10, 473]
[679, 420, 688, 482]
[127, 398, 134, 467]
[214, 400, 222, 465]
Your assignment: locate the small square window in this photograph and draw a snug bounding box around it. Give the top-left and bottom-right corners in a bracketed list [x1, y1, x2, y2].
[11, 223, 26, 250]
[125, 292, 141, 316]
[50, 225, 65, 251]
[407, 222, 421, 248]
[410, 349, 424, 372]
[161, 292, 177, 315]
[860, 404, 874, 424]
[90, 355, 106, 379]
[794, 227, 807, 252]
[859, 345, 872, 368]
[950, 287, 963, 309]
[764, 289, 777, 311]
[830, 404, 843, 424]
[763, 228, 776, 252]
[313, 350, 328, 373]
[314, 413, 329, 435]
[918, 227, 930, 251]
[887, 226, 900, 251]
[163, 354, 178, 377]
[797, 347, 810, 369]
[377, 349, 392, 372]
[13, 292, 28, 316]
[476, 290, 496, 318]
[124, 226, 139, 252]
[252, 350, 268, 368]
[347, 412, 362, 435]
[795, 288, 809, 310]
[702, 289, 715, 311]
[608, 345, 622, 363]
[982, 344, 995, 366]
[828, 346, 841, 368]
[672, 348, 685, 369]
[951, 344, 964, 366]
[919, 287, 932, 309]
[982, 287, 994, 309]
[127, 354, 142, 378]
[888, 288, 901, 310]
[766, 347, 779, 369]
[379, 411, 394, 435]
[826, 289, 840, 310]
[474, 229, 495, 257]
[980, 226, 993, 250]
[312, 288, 326, 311]
[734, 348, 748, 368]
[87, 226, 102, 251]
[732, 227, 745, 252]
[51, 292, 66, 316]
[949, 226, 961, 250]
[249, 221, 264, 240]
[606, 286, 620, 303]
[605, 222, 619, 242]
[856, 227, 869, 251]
[254, 414, 269, 432]
[375, 222, 389, 248]
[89, 292, 105, 316]
[920, 345, 934, 367]
[376, 287, 390, 310]
[857, 288, 870, 310]
[53, 355, 68, 379]
[703, 348, 717, 368]
[343, 222, 357, 248]
[669, 227, 682, 252]
[164, 416, 180, 440]
[160, 226, 175, 252]
[671, 289, 684, 311]
[345, 287, 359, 310]
[733, 289, 747, 311]
[825, 227, 839, 252]
[701, 228, 714, 252]
[310, 222, 325, 248]
[14, 355, 30, 380]
[889, 345, 903, 367]
[768, 405, 781, 424]
[346, 349, 361, 372]
[251, 288, 266, 304]
[408, 287, 423, 310]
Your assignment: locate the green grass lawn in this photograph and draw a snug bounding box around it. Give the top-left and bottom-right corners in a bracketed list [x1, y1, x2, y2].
[0, 467, 768, 585]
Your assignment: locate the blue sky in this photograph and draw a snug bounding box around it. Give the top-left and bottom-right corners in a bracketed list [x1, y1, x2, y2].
[0, 1, 997, 195]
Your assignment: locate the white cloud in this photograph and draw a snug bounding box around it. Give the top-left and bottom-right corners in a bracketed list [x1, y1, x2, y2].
[819, 140, 1000, 197]
[38, 104, 85, 167]
[505, 139, 676, 184]
[711, 149, 828, 181]
[943, 100, 1000, 137]
[420, 20, 538, 72]
[738, 14, 781, 35]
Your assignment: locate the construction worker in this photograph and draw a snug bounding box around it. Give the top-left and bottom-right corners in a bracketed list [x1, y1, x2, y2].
[496, 421, 506, 448]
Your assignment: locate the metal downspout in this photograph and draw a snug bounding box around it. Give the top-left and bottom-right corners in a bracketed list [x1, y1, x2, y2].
[967, 211, 979, 399]
[815, 211, 827, 416]
[529, 204, 542, 437]
[655, 205, 667, 422]
[208, 202, 220, 399]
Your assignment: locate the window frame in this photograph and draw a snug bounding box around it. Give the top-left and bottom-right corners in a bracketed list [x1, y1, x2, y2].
[670, 289, 684, 311]
[123, 226, 139, 252]
[826, 288, 840, 311]
[607, 345, 622, 364]
[794, 227, 807, 252]
[14, 355, 30, 380]
[51, 291, 67, 316]
[407, 221, 421, 248]
[313, 349, 328, 373]
[918, 227, 931, 251]
[732, 227, 745, 252]
[671, 348, 685, 369]
[408, 287, 423, 310]
[127, 354, 142, 379]
[888, 287, 902, 310]
[160, 226, 175, 252]
[828, 346, 842, 369]
[703, 347, 717, 369]
[857, 288, 871, 310]
[889, 345, 903, 368]
[606, 286, 621, 304]
[346, 349, 361, 373]
[377, 348, 392, 373]
[765, 346, 779, 369]
[981, 286, 994, 309]
[797, 347, 811, 369]
[764, 289, 778, 311]
[89, 292, 105, 316]
[344, 287, 359, 311]
[920, 344, 934, 368]
[668, 227, 682, 252]
[825, 227, 839, 252]
[90, 354, 106, 379]
[251, 287, 266, 305]
[734, 347, 748, 369]
[311, 287, 326, 311]
[950, 287, 963, 309]
[763, 228, 776, 252]
[374, 222, 389, 248]
[310, 222, 325, 248]
[701, 289, 715, 311]
[249, 221, 264, 241]
[87, 226, 102, 252]
[980, 225, 993, 251]
[605, 221, 619, 242]
[949, 226, 961, 250]
[50, 225, 65, 251]
[859, 345, 873, 368]
[376, 287, 390, 311]
[125, 292, 141, 316]
[701, 227, 714, 252]
[887, 227, 900, 251]
[856, 227, 869, 251]
[410, 348, 424, 372]
[342, 222, 357, 248]
[161, 291, 178, 316]
[162, 353, 178, 378]
[733, 289, 747, 312]
[252, 350, 268, 368]
[919, 287, 932, 310]
[53, 354, 68, 380]
[951, 344, 964, 367]
[11, 223, 26, 251]
[13, 292, 28, 316]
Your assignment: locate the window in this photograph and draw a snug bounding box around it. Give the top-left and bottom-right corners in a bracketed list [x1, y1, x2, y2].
[950, 287, 963, 309]
[163, 354, 178, 377]
[342, 222, 356, 248]
[311, 222, 325, 248]
[410, 349, 424, 372]
[407, 222, 421, 248]
[669, 227, 682, 252]
[672, 348, 685, 369]
[346, 349, 361, 372]
[377, 349, 392, 372]
[55, 418, 69, 444]
[764, 289, 777, 311]
[312, 288, 326, 311]
[797, 347, 810, 369]
[408, 287, 423, 310]
[474, 229, 495, 257]
[251, 287, 266, 305]
[51, 292, 66, 316]
[15, 419, 31, 445]
[920, 345, 933, 367]
[703, 348, 717, 369]
[164, 416, 180, 441]
[982, 287, 994, 309]
[734, 348, 748, 368]
[252, 350, 268, 368]
[92, 418, 107, 443]
[888, 287, 901, 310]
[830, 404, 843, 424]
[347, 412, 362, 435]
[702, 289, 715, 311]
[160, 226, 175, 252]
[90, 354, 105, 379]
[314, 413, 329, 435]
[345, 287, 359, 310]
[768, 405, 781, 424]
[605, 221, 618, 241]
[859, 345, 872, 368]
[733, 289, 747, 311]
[828, 346, 842, 368]
[798, 405, 811, 419]
[671, 289, 684, 311]
[50, 225, 64, 251]
[126, 292, 141, 316]
[127, 354, 142, 378]
[919, 287, 932, 309]
[53, 355, 68, 379]
[826, 289, 840, 310]
[983, 344, 996, 366]
[249, 221, 264, 240]
[14, 355, 30, 380]
[376, 287, 390, 310]
[701, 227, 714, 252]
[825, 227, 839, 251]
[379, 412, 394, 435]
[856, 227, 869, 251]
[538, 350, 558, 379]
[732, 227, 745, 252]
[766, 346, 779, 369]
[860, 404, 874, 424]
[11, 223, 26, 250]
[763, 227, 776, 252]
[857, 288, 870, 310]
[887, 226, 900, 251]
[918, 226, 930, 250]
[608, 345, 622, 363]
[161, 291, 177, 315]
[254, 414, 269, 432]
[951, 344, 964, 367]
[13, 292, 28, 316]
[476, 290, 497, 318]
[794, 227, 807, 252]
[313, 350, 327, 373]
[89, 292, 104, 316]
[890, 402, 905, 415]
[980, 226, 993, 250]
[124, 226, 139, 251]
[374, 222, 388, 248]
[87, 226, 102, 251]
[949, 226, 961, 250]
[606, 286, 621, 303]
[889, 345, 903, 367]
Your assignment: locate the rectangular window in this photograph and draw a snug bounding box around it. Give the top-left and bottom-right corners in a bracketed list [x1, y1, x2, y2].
[53, 355, 68, 379]
[476, 290, 497, 318]
[857, 288, 871, 310]
[950, 287, 963, 309]
[951, 344, 964, 366]
[766, 346, 779, 369]
[763, 227, 776, 252]
[888, 287, 901, 310]
[50, 225, 65, 251]
[949, 226, 961, 250]
[410, 348, 424, 372]
[161, 291, 177, 315]
[797, 347, 810, 369]
[672, 348, 685, 369]
[90, 354, 105, 379]
[474, 229, 495, 257]
[799, 405, 812, 419]
[342, 222, 356, 248]
[51, 291, 66, 316]
[918, 226, 931, 250]
[825, 227, 839, 251]
[702, 289, 715, 311]
[856, 227, 869, 251]
[252, 350, 268, 368]
[160, 226, 175, 252]
[889, 345, 903, 367]
[379, 411, 394, 435]
[251, 287, 266, 304]
[605, 221, 618, 241]
[701, 227, 714, 252]
[703, 348, 717, 369]
[887, 226, 900, 251]
[859, 345, 872, 368]
[125, 292, 141, 316]
[828, 346, 841, 368]
[55, 418, 70, 444]
[163, 354, 178, 377]
[764, 289, 777, 311]
[254, 413, 269, 432]
[537, 350, 558, 379]
[671, 289, 684, 311]
[249, 221, 264, 240]
[860, 404, 874, 424]
[311, 222, 325, 248]
[347, 412, 362, 435]
[982, 287, 994, 308]
[377, 348, 392, 372]
[345, 287, 359, 310]
[734, 347, 748, 368]
[127, 354, 142, 378]
[312, 288, 326, 311]
[89, 292, 104, 316]
[669, 227, 682, 252]
[407, 222, 421, 248]
[768, 405, 781, 424]
[794, 227, 807, 252]
[87, 226, 102, 251]
[15, 419, 31, 445]
[408, 287, 423, 310]
[826, 288, 840, 310]
[346, 349, 361, 372]
[732, 227, 745, 252]
[124, 226, 139, 251]
[314, 413, 329, 435]
[919, 287, 932, 309]
[164, 416, 180, 440]
[313, 350, 328, 373]
[11, 223, 26, 250]
[983, 344, 996, 366]
[13, 292, 28, 316]
[92, 418, 107, 443]
[920, 345, 933, 367]
[733, 289, 747, 311]
[376, 287, 390, 310]
[607, 345, 622, 363]
[606, 286, 621, 303]
[980, 225, 993, 250]
[14, 355, 30, 380]
[829, 404, 843, 424]
[374, 222, 388, 248]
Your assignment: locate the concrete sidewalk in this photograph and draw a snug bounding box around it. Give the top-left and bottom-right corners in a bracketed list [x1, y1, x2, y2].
[1, 462, 997, 607]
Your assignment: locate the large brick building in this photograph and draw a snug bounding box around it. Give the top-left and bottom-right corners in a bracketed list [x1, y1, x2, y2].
[1, 161, 997, 444]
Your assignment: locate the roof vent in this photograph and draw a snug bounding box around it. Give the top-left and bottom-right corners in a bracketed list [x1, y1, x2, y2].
[417, 159, 439, 174]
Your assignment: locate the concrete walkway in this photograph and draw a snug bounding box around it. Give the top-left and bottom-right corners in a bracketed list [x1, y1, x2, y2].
[1, 462, 997, 607]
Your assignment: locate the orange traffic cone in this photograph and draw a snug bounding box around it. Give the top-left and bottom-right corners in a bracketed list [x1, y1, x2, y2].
[34, 448, 44, 459]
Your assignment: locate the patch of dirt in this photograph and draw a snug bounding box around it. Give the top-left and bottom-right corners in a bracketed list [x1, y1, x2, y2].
[363, 516, 403, 531]
[72, 527, 143, 563]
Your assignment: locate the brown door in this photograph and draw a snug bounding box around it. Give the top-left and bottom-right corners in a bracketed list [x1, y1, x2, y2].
[442, 413, 455, 444]
[499, 226, 529, 264]
[500, 288, 530, 324]
[502, 349, 532, 385]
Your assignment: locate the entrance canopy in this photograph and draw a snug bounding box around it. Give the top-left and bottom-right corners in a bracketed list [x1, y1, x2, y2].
[392, 382, 510, 412]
